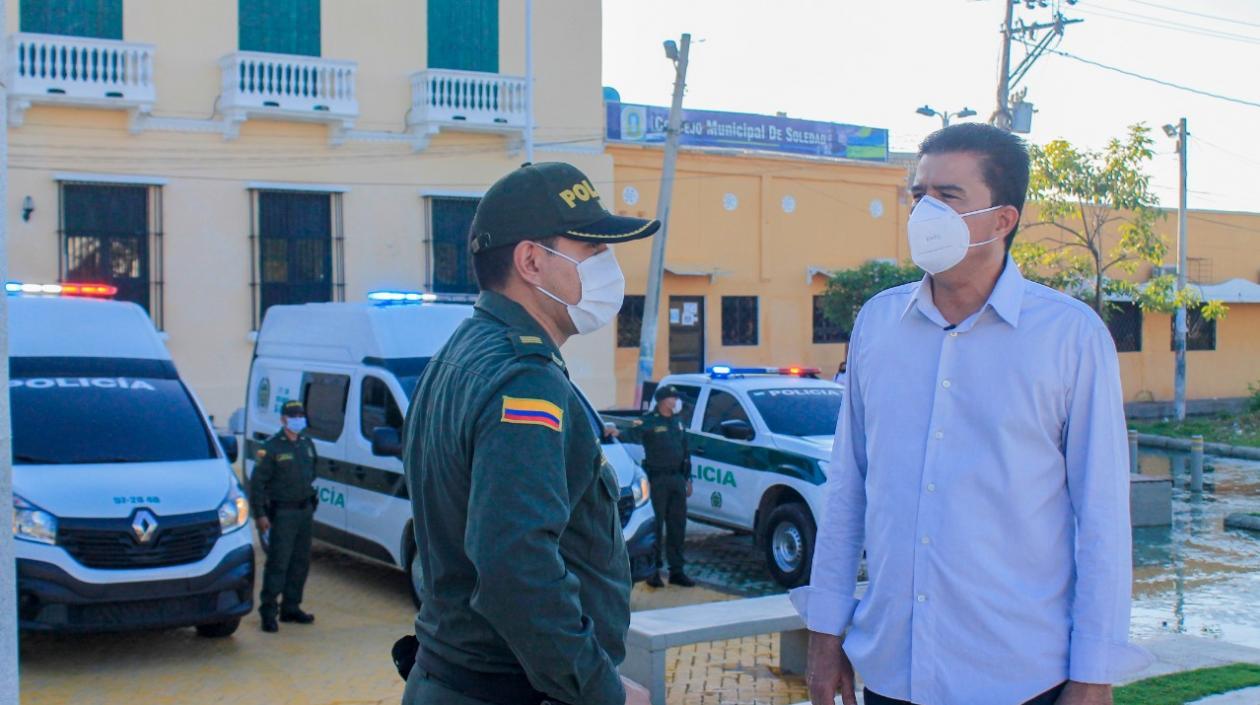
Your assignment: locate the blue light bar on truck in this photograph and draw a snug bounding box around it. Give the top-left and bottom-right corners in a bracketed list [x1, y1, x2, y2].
[707, 366, 822, 379]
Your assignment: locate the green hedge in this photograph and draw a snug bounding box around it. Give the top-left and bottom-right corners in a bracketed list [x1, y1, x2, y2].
[1115, 663, 1260, 705]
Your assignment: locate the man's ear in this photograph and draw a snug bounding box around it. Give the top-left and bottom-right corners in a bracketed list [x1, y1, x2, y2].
[996, 205, 1020, 240]
[513, 241, 545, 287]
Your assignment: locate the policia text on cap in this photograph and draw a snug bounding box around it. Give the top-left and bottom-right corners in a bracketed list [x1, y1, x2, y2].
[400, 163, 660, 705]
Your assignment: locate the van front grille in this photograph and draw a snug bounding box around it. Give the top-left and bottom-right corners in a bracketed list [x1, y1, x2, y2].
[58, 511, 220, 569]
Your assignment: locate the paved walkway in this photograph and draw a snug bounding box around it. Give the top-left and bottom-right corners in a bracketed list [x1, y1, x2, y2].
[1191, 687, 1260, 705]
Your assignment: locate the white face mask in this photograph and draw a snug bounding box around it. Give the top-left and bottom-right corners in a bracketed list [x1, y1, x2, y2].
[672, 398, 683, 414]
[907, 194, 1004, 275]
[285, 417, 307, 434]
[534, 244, 626, 335]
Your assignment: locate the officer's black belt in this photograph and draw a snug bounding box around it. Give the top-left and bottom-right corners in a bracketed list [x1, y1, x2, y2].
[414, 645, 568, 705]
[270, 497, 316, 510]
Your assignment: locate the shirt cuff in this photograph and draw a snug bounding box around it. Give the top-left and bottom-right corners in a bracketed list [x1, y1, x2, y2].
[1068, 630, 1154, 684]
[789, 585, 858, 636]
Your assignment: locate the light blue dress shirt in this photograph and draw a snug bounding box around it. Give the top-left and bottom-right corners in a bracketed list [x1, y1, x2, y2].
[791, 259, 1151, 705]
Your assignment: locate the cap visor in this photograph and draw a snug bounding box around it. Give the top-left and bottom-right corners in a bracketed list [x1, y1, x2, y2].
[563, 213, 660, 244]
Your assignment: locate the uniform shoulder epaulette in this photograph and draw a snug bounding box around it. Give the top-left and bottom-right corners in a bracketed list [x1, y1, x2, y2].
[508, 332, 566, 371]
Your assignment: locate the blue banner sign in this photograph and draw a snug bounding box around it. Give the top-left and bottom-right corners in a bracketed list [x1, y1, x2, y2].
[605, 102, 888, 161]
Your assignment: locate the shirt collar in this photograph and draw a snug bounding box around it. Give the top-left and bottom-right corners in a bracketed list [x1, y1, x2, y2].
[901, 256, 1025, 329]
[473, 290, 566, 359]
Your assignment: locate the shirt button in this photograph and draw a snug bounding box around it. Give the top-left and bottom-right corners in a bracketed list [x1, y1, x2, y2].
[942, 380, 952, 389]
[949, 331, 959, 337]
[934, 431, 944, 440]
[921, 536, 931, 545]
[917, 594, 927, 603]
[927, 483, 937, 492]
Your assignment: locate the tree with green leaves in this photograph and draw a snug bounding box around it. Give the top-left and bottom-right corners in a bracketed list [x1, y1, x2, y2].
[1012, 123, 1226, 322]
[818, 260, 922, 340]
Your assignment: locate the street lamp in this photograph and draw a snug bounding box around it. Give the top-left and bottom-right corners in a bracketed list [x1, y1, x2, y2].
[915, 104, 977, 129]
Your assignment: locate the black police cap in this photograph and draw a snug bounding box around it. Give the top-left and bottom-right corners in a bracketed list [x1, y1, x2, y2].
[469, 162, 660, 254]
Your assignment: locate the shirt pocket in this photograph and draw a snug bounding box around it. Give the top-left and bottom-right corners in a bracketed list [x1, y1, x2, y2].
[591, 461, 622, 563]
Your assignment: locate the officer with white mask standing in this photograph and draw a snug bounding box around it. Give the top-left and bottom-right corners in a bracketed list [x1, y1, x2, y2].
[401, 163, 659, 705]
[795, 124, 1149, 705]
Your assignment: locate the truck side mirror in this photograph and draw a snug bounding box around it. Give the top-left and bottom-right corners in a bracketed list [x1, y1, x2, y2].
[719, 419, 754, 441]
[218, 434, 240, 464]
[372, 427, 403, 459]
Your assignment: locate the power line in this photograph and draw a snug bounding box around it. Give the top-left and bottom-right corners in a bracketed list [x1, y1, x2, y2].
[1017, 39, 1260, 109]
[1076, 3, 1260, 45]
[1123, 0, 1260, 30]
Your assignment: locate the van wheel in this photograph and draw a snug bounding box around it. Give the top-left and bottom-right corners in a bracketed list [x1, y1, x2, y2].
[405, 537, 424, 609]
[195, 618, 240, 638]
[763, 503, 815, 588]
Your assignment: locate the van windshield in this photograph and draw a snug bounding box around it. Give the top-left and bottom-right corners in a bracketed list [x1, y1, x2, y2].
[11, 357, 217, 465]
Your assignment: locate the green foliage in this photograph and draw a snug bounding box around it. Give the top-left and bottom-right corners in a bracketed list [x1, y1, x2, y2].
[1249, 381, 1260, 414]
[1016, 123, 1226, 322]
[1129, 412, 1260, 449]
[819, 260, 922, 338]
[1114, 663, 1260, 705]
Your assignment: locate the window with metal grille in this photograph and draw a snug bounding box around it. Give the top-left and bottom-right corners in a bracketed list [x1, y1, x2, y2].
[617, 295, 645, 348]
[812, 295, 847, 344]
[1106, 302, 1142, 353]
[427, 197, 480, 295]
[239, 0, 321, 56]
[1172, 308, 1217, 351]
[721, 296, 758, 346]
[428, 0, 498, 72]
[59, 182, 164, 328]
[21, 0, 122, 39]
[250, 190, 344, 329]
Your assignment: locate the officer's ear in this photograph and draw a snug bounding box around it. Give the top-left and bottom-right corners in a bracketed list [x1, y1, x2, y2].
[513, 240, 547, 288]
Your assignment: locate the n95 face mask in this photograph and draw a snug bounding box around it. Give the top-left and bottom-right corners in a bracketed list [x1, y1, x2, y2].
[907, 194, 1004, 275]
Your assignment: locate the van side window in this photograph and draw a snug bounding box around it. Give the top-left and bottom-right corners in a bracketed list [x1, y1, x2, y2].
[301, 372, 350, 442]
[670, 384, 701, 426]
[702, 390, 751, 436]
[361, 376, 404, 440]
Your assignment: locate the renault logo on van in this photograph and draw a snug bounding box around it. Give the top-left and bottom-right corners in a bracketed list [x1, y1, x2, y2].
[131, 509, 159, 544]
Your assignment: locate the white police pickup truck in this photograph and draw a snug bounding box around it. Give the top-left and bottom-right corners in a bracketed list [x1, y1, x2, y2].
[610, 367, 843, 588]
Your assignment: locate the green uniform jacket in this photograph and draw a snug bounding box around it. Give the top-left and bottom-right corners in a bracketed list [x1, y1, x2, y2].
[403, 291, 631, 705]
[250, 431, 318, 518]
[622, 411, 690, 477]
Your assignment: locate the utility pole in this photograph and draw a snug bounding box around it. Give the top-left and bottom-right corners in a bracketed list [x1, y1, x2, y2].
[1, 0, 18, 700]
[523, 0, 535, 163]
[1173, 117, 1189, 421]
[634, 33, 690, 409]
[991, 1, 1083, 132]
[993, 0, 1015, 131]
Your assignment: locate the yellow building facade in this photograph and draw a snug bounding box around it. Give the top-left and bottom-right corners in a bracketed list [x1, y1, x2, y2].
[608, 144, 1260, 409]
[7, 0, 618, 419]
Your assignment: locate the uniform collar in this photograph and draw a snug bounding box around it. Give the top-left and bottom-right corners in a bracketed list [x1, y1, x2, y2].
[474, 290, 567, 362]
[902, 256, 1025, 329]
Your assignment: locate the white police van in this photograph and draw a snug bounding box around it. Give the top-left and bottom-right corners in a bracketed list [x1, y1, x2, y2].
[241, 292, 657, 607]
[612, 366, 843, 588]
[10, 283, 253, 636]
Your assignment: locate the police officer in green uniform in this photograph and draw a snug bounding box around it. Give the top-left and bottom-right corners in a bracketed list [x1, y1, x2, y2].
[620, 386, 695, 589]
[251, 399, 318, 633]
[401, 162, 659, 705]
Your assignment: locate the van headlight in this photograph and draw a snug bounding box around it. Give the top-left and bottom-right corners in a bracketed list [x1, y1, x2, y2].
[218, 482, 250, 534]
[631, 470, 651, 508]
[13, 495, 57, 545]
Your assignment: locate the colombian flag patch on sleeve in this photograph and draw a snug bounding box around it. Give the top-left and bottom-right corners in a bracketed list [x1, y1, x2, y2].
[501, 396, 564, 432]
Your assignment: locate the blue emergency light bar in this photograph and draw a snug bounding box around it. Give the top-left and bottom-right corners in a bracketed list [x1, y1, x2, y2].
[367, 290, 439, 305]
[6, 281, 117, 298]
[707, 365, 822, 379]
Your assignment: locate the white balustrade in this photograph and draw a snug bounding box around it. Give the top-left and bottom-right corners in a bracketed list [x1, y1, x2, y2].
[8, 32, 155, 104]
[220, 51, 358, 120]
[409, 68, 527, 132]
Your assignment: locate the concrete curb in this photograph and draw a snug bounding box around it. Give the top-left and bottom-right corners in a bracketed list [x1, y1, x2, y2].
[1225, 513, 1260, 533]
[1188, 685, 1260, 704]
[1135, 433, 1260, 462]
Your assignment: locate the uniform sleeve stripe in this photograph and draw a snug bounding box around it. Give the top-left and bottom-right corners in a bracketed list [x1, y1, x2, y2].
[501, 396, 564, 431]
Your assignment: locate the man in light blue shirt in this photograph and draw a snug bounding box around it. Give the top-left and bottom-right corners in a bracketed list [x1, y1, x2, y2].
[794, 124, 1149, 705]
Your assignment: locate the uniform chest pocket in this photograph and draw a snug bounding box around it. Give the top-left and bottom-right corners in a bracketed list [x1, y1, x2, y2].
[590, 463, 622, 562]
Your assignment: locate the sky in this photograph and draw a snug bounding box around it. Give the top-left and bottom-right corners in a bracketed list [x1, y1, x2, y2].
[602, 0, 1260, 215]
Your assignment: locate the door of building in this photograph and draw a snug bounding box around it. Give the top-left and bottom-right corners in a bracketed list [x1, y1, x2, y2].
[668, 295, 705, 374]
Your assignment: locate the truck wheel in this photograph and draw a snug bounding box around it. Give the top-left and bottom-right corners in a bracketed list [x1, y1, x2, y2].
[405, 537, 424, 608]
[195, 618, 240, 638]
[763, 503, 815, 588]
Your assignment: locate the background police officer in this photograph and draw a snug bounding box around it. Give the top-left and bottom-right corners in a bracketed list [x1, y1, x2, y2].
[620, 386, 695, 588]
[401, 162, 658, 705]
[251, 399, 318, 633]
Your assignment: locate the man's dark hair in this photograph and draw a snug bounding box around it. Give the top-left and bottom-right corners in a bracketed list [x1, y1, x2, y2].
[472, 235, 559, 291]
[918, 123, 1030, 251]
